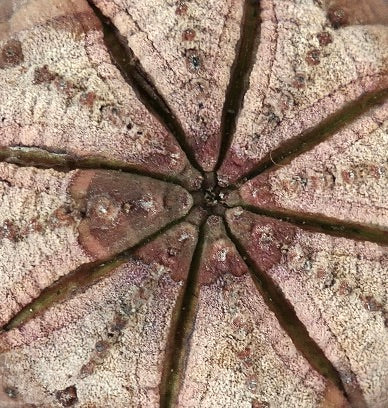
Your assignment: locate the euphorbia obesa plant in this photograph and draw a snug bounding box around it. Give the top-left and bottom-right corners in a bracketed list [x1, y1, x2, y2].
[0, 0, 387, 407]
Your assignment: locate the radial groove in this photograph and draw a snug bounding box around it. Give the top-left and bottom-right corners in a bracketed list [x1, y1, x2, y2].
[239, 87, 388, 184]
[232, 204, 388, 245]
[160, 215, 206, 408]
[86, 0, 202, 174]
[0, 0, 201, 191]
[2, 215, 189, 332]
[216, 0, 261, 170]
[0, 146, 193, 189]
[223, 217, 352, 403]
[0, 0, 386, 406]
[2, 259, 123, 332]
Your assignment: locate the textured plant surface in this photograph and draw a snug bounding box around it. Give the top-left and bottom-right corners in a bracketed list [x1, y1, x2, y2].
[0, 0, 387, 407]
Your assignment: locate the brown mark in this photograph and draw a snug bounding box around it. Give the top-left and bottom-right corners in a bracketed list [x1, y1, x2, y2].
[182, 29, 196, 41]
[33, 65, 57, 84]
[317, 31, 333, 46]
[328, 7, 348, 28]
[176, 2, 188, 16]
[306, 49, 321, 66]
[0, 39, 24, 68]
[55, 385, 78, 407]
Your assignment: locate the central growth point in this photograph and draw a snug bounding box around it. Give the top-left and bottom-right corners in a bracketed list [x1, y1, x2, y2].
[192, 172, 231, 216]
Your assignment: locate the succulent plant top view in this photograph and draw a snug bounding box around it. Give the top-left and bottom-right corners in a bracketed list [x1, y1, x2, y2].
[0, 0, 387, 407]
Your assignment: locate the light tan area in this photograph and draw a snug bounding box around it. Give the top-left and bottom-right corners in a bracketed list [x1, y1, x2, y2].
[0, 0, 198, 186]
[270, 231, 388, 408]
[0, 0, 93, 40]
[227, 209, 388, 408]
[323, 0, 388, 25]
[218, 0, 388, 183]
[0, 259, 185, 407]
[0, 163, 90, 327]
[179, 271, 341, 408]
[93, 0, 244, 170]
[240, 102, 388, 229]
[178, 216, 346, 408]
[0, 0, 386, 406]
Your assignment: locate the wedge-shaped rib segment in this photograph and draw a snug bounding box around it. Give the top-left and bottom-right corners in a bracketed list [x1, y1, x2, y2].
[239, 102, 388, 230]
[92, 0, 245, 171]
[178, 216, 348, 408]
[0, 0, 200, 189]
[321, 0, 388, 26]
[71, 169, 192, 259]
[226, 208, 388, 407]
[0, 164, 192, 329]
[218, 0, 388, 185]
[0, 163, 90, 328]
[0, 222, 198, 407]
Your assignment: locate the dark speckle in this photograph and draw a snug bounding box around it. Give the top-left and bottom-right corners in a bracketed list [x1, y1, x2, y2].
[110, 312, 128, 332]
[361, 295, 383, 312]
[176, 1, 188, 16]
[186, 49, 202, 72]
[0, 220, 20, 242]
[0, 39, 24, 68]
[252, 399, 270, 408]
[4, 386, 18, 399]
[33, 66, 56, 84]
[262, 104, 280, 124]
[80, 92, 96, 108]
[268, 112, 280, 124]
[191, 56, 200, 69]
[95, 340, 109, 354]
[55, 385, 78, 407]
[167, 247, 178, 257]
[293, 73, 306, 89]
[306, 49, 321, 66]
[80, 361, 95, 378]
[317, 31, 333, 46]
[328, 7, 348, 28]
[182, 28, 196, 41]
[54, 78, 76, 98]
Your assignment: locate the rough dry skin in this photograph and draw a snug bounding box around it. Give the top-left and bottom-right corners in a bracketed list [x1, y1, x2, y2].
[226, 209, 388, 408]
[179, 217, 347, 407]
[0, 163, 90, 328]
[0, 256, 194, 407]
[0, 0, 201, 189]
[218, 0, 388, 184]
[239, 102, 388, 229]
[0, 0, 387, 407]
[0, 222, 198, 407]
[0, 162, 192, 333]
[93, 0, 244, 171]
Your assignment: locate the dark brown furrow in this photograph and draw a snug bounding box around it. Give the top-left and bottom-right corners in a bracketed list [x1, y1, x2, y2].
[226, 198, 388, 245]
[85, 0, 202, 174]
[216, 0, 261, 170]
[159, 216, 206, 408]
[223, 219, 362, 407]
[0, 146, 190, 189]
[239, 86, 388, 184]
[2, 216, 189, 332]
